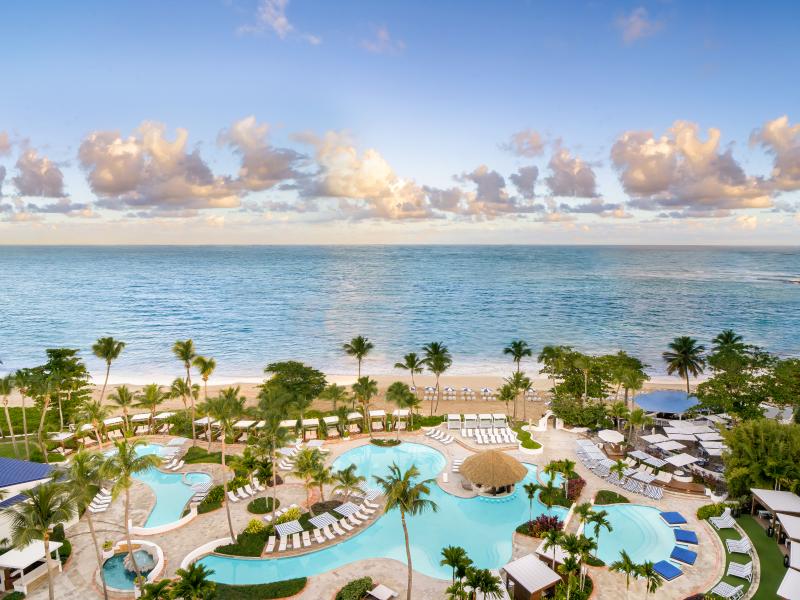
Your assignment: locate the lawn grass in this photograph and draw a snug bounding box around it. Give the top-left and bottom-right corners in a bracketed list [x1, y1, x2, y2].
[593, 489, 629, 505]
[183, 446, 222, 464]
[513, 426, 542, 449]
[216, 579, 306, 599]
[0, 440, 65, 463]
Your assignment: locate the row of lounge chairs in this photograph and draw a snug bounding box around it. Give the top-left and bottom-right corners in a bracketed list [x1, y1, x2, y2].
[576, 443, 664, 500]
[426, 429, 454, 445]
[650, 513, 697, 582]
[463, 428, 517, 445]
[709, 582, 745, 600]
[163, 458, 185, 471]
[226, 478, 266, 503]
[88, 488, 113, 513]
[451, 458, 464, 473]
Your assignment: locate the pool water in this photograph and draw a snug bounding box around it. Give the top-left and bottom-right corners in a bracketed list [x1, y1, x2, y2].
[102, 550, 154, 590]
[122, 443, 212, 528]
[584, 504, 675, 564]
[199, 442, 567, 584]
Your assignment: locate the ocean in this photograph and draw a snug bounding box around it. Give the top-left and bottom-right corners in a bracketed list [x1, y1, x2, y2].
[0, 245, 798, 382]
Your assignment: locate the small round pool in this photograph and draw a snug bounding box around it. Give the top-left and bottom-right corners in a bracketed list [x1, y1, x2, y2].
[102, 550, 154, 590]
[585, 504, 675, 564]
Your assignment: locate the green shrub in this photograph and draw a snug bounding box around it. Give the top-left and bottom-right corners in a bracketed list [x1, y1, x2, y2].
[4, 591, 26, 600]
[216, 579, 307, 599]
[514, 426, 542, 449]
[215, 531, 268, 557]
[697, 503, 726, 520]
[243, 519, 266, 535]
[370, 438, 401, 447]
[51, 523, 66, 542]
[276, 507, 301, 524]
[247, 496, 278, 514]
[57, 539, 72, 564]
[183, 446, 222, 464]
[594, 490, 629, 505]
[335, 577, 374, 600]
[198, 485, 224, 514]
[416, 415, 445, 427]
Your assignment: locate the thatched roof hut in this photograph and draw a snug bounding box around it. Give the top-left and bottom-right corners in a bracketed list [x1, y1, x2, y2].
[460, 450, 527, 490]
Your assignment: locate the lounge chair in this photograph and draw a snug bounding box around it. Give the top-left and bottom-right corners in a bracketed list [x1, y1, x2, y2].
[670, 546, 697, 566]
[709, 582, 744, 599]
[332, 522, 346, 536]
[365, 500, 380, 509]
[253, 478, 265, 492]
[710, 508, 735, 530]
[88, 504, 108, 513]
[725, 538, 751, 555]
[265, 536, 276, 552]
[347, 514, 362, 526]
[442, 472, 449, 483]
[360, 505, 376, 515]
[236, 487, 250, 500]
[659, 511, 688, 526]
[674, 529, 699, 544]
[341, 518, 354, 531]
[367, 584, 399, 599]
[322, 526, 335, 540]
[291, 533, 301, 549]
[278, 536, 287, 551]
[727, 561, 753, 582]
[243, 484, 256, 496]
[313, 529, 324, 544]
[302, 531, 311, 547]
[171, 460, 185, 471]
[653, 560, 683, 581]
[227, 491, 240, 503]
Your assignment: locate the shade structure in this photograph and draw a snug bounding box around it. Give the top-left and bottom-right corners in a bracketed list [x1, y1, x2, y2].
[49, 431, 74, 442]
[641, 433, 669, 444]
[0, 541, 63, 570]
[322, 415, 339, 426]
[667, 433, 697, 442]
[279, 419, 296, 428]
[274, 520, 303, 538]
[233, 419, 256, 430]
[777, 568, 800, 600]
[392, 409, 409, 417]
[347, 412, 363, 422]
[460, 450, 527, 489]
[752, 489, 800, 516]
[636, 390, 698, 414]
[132, 413, 150, 422]
[777, 513, 800, 541]
[154, 411, 174, 420]
[333, 501, 361, 517]
[308, 512, 339, 529]
[301, 418, 319, 428]
[665, 453, 700, 467]
[502, 553, 561, 595]
[654, 440, 686, 452]
[103, 416, 124, 427]
[695, 432, 723, 441]
[598, 429, 625, 444]
[368, 410, 386, 418]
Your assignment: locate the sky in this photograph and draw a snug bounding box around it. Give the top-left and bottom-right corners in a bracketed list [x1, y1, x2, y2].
[1, 0, 799, 244]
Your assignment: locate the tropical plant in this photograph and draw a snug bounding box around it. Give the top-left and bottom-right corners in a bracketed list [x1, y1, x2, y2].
[506, 371, 532, 421]
[252, 392, 295, 521]
[7, 482, 76, 600]
[422, 342, 452, 415]
[610, 459, 627, 481]
[92, 336, 126, 404]
[626, 408, 652, 444]
[332, 463, 366, 500]
[108, 385, 137, 433]
[385, 381, 420, 430]
[541, 528, 563, 568]
[78, 399, 110, 446]
[394, 352, 425, 389]
[293, 447, 325, 513]
[663, 336, 706, 394]
[638, 560, 663, 597]
[136, 383, 167, 434]
[440, 545, 472, 584]
[0, 375, 19, 457]
[608, 401, 630, 431]
[523, 481, 540, 525]
[139, 579, 173, 599]
[504, 339, 532, 374]
[713, 329, 745, 354]
[464, 567, 502, 600]
[263, 361, 326, 441]
[171, 562, 216, 599]
[343, 335, 374, 379]
[352, 376, 378, 436]
[557, 555, 581, 600]
[587, 510, 612, 557]
[320, 383, 350, 410]
[14, 368, 34, 460]
[609, 549, 638, 595]
[311, 462, 334, 502]
[373, 463, 439, 600]
[172, 339, 197, 443]
[193, 355, 217, 449]
[497, 383, 516, 418]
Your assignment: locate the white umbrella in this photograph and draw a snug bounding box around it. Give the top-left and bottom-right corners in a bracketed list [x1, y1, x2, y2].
[481, 387, 493, 393]
[598, 429, 625, 444]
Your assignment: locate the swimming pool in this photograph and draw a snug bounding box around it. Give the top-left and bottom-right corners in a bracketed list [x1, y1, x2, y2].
[198, 442, 567, 584]
[584, 504, 675, 564]
[102, 550, 154, 590]
[118, 443, 212, 528]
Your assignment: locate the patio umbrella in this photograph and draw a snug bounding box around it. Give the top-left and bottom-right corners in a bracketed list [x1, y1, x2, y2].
[598, 429, 625, 444]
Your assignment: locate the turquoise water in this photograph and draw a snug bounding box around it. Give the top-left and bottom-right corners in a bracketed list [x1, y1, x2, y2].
[122, 443, 212, 528]
[102, 550, 154, 590]
[198, 442, 566, 584]
[2, 246, 798, 380]
[584, 504, 675, 564]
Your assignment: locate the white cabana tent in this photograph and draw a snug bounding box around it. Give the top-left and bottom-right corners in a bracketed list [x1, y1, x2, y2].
[478, 413, 494, 429]
[654, 440, 686, 452]
[463, 414, 478, 429]
[49, 431, 74, 442]
[154, 412, 174, 420]
[698, 440, 725, 449]
[347, 412, 363, 432]
[103, 416, 124, 428]
[777, 568, 800, 600]
[0, 540, 63, 594]
[665, 453, 700, 468]
[598, 429, 625, 444]
[369, 410, 386, 431]
[492, 414, 508, 428]
[279, 419, 297, 429]
[695, 432, 724, 441]
[447, 414, 462, 430]
[233, 420, 256, 430]
[751, 489, 800, 517]
[777, 513, 800, 542]
[301, 418, 319, 429]
[501, 553, 561, 598]
[322, 415, 340, 436]
[392, 409, 410, 431]
[667, 433, 697, 442]
[641, 433, 669, 444]
[132, 413, 150, 423]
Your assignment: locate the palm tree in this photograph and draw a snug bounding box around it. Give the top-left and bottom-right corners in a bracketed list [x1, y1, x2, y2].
[204, 386, 245, 540]
[386, 381, 417, 434]
[7, 482, 76, 600]
[609, 401, 630, 431]
[311, 463, 334, 503]
[639, 560, 663, 597]
[0, 375, 19, 457]
[662, 336, 705, 394]
[332, 463, 366, 500]
[78, 399, 110, 446]
[588, 510, 612, 556]
[537, 478, 560, 511]
[440, 545, 471, 584]
[506, 371, 531, 421]
[253, 411, 294, 522]
[172, 339, 197, 442]
[374, 463, 439, 600]
[193, 355, 216, 447]
[611, 459, 627, 481]
[573, 354, 592, 402]
[139, 579, 173, 599]
[319, 383, 349, 410]
[92, 336, 126, 404]
[557, 555, 581, 600]
[541, 529, 563, 569]
[33, 371, 58, 464]
[343, 335, 374, 380]
[523, 482, 540, 526]
[136, 383, 167, 434]
[102, 439, 162, 574]
[423, 342, 452, 415]
[576, 535, 597, 591]
[497, 383, 516, 418]
[108, 385, 137, 434]
[171, 562, 216, 600]
[465, 567, 502, 600]
[293, 447, 325, 514]
[394, 352, 425, 389]
[626, 408, 652, 444]
[63, 450, 109, 600]
[610, 549, 638, 597]
[352, 376, 378, 436]
[574, 502, 594, 533]
[712, 329, 745, 354]
[504, 340, 532, 374]
[621, 368, 647, 410]
[15, 368, 32, 459]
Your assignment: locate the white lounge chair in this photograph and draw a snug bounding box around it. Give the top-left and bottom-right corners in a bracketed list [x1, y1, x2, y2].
[348, 514, 362, 525]
[88, 504, 108, 513]
[253, 478, 265, 492]
[278, 536, 287, 551]
[709, 582, 743, 599]
[265, 536, 276, 552]
[322, 526, 335, 540]
[236, 487, 250, 500]
[171, 460, 185, 471]
[227, 491, 240, 503]
[727, 561, 753, 582]
[710, 508, 735, 529]
[341, 518, 354, 530]
[368, 583, 399, 599]
[332, 522, 346, 536]
[313, 529, 324, 544]
[291, 533, 301, 548]
[302, 531, 311, 547]
[244, 484, 256, 496]
[726, 538, 751, 555]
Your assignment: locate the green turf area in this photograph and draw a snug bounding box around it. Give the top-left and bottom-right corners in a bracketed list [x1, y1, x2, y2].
[593, 489, 629, 504]
[513, 426, 542, 449]
[0, 439, 65, 462]
[215, 578, 306, 599]
[183, 446, 223, 464]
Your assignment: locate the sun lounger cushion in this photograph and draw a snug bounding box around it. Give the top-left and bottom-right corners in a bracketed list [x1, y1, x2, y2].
[659, 511, 687, 525]
[653, 560, 683, 581]
[674, 529, 698, 544]
[670, 546, 697, 565]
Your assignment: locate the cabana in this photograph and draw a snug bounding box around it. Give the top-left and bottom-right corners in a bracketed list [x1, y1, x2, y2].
[478, 413, 494, 429]
[131, 412, 151, 433]
[391, 409, 410, 431]
[103, 416, 125, 438]
[154, 411, 174, 434]
[194, 416, 220, 440]
[776, 513, 800, 543]
[653, 440, 686, 452]
[232, 419, 256, 442]
[598, 429, 625, 444]
[463, 414, 478, 430]
[368, 410, 386, 431]
[500, 553, 561, 600]
[278, 419, 297, 430]
[447, 414, 462, 430]
[322, 415, 340, 437]
[751, 489, 800, 536]
[76, 423, 97, 444]
[347, 411, 364, 433]
[492, 414, 508, 429]
[0, 540, 63, 594]
[665, 453, 700, 468]
[641, 433, 669, 444]
[48, 431, 74, 455]
[696, 432, 724, 442]
[777, 568, 800, 600]
[301, 418, 320, 437]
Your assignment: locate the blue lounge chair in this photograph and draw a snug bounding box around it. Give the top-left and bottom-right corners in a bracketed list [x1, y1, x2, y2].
[670, 546, 698, 565]
[653, 560, 683, 581]
[659, 511, 687, 525]
[674, 529, 699, 544]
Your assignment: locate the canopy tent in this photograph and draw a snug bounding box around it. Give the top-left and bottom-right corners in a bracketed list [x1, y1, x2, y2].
[501, 553, 561, 596]
[301, 418, 319, 429]
[347, 412, 363, 422]
[704, 448, 724, 457]
[322, 415, 339, 426]
[308, 512, 339, 529]
[777, 513, 800, 541]
[752, 489, 800, 516]
[667, 433, 697, 442]
[0, 540, 63, 570]
[447, 414, 462, 430]
[628, 450, 666, 468]
[698, 440, 725, 449]
[478, 413, 494, 429]
[666, 421, 715, 434]
[492, 414, 508, 427]
[368, 410, 386, 418]
[103, 416, 124, 427]
[777, 568, 800, 600]
[274, 520, 303, 538]
[154, 412, 174, 420]
[463, 414, 478, 429]
[460, 450, 527, 490]
[49, 431, 74, 442]
[279, 419, 297, 429]
[132, 413, 150, 423]
[636, 390, 698, 415]
[392, 409, 410, 418]
[654, 440, 686, 452]
[534, 541, 568, 565]
[641, 433, 669, 444]
[598, 429, 625, 444]
[333, 501, 361, 517]
[233, 420, 256, 430]
[665, 453, 700, 468]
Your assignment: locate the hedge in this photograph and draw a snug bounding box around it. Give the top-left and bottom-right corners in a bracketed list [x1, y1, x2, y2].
[335, 577, 374, 600]
[216, 579, 307, 599]
[215, 531, 268, 557]
[370, 438, 401, 447]
[183, 446, 223, 464]
[198, 485, 224, 514]
[697, 503, 727, 520]
[247, 496, 279, 514]
[594, 489, 629, 505]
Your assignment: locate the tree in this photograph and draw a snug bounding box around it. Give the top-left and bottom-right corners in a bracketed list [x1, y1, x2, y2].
[319, 383, 349, 411]
[63, 450, 109, 600]
[293, 447, 325, 514]
[537, 478, 561, 511]
[587, 510, 612, 557]
[394, 352, 425, 389]
[611, 459, 627, 481]
[464, 567, 502, 600]
[638, 561, 663, 597]
[506, 371, 531, 421]
[0, 375, 19, 457]
[574, 502, 594, 535]
[609, 401, 630, 431]
[352, 376, 378, 436]
[139, 579, 173, 599]
[41, 348, 91, 429]
[78, 399, 110, 446]
[423, 342, 452, 415]
[311, 463, 334, 502]
[541, 529, 563, 569]
[136, 384, 167, 434]
[662, 336, 705, 394]
[252, 399, 295, 522]
[504, 339, 532, 374]
[7, 482, 75, 600]
[205, 386, 245, 540]
[572, 354, 592, 402]
[31, 370, 58, 463]
[610, 549, 638, 597]
[15, 368, 34, 459]
[92, 337, 125, 404]
[171, 563, 216, 600]
[386, 381, 418, 432]
[626, 408, 652, 444]
[523, 482, 540, 525]
[108, 385, 137, 433]
[712, 329, 745, 354]
[172, 340, 197, 443]
[440, 545, 472, 584]
[343, 335, 374, 379]
[332, 463, 366, 501]
[497, 383, 516, 419]
[374, 463, 439, 600]
[263, 361, 326, 441]
[193, 356, 217, 448]
[558, 555, 580, 600]
[102, 439, 162, 575]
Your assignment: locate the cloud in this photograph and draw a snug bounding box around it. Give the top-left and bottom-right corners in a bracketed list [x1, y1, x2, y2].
[509, 165, 538, 199]
[545, 147, 598, 197]
[297, 131, 432, 219]
[736, 214, 758, 230]
[24, 198, 96, 218]
[0, 166, 5, 197]
[79, 122, 239, 211]
[504, 129, 545, 157]
[0, 131, 10, 155]
[559, 198, 630, 218]
[238, 0, 319, 43]
[457, 165, 542, 217]
[611, 121, 771, 214]
[361, 26, 405, 54]
[219, 116, 307, 191]
[615, 7, 662, 44]
[750, 115, 800, 192]
[1, 209, 43, 223]
[13, 148, 66, 197]
[423, 186, 465, 213]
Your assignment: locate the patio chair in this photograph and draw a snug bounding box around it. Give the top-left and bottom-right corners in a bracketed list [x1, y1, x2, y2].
[265, 536, 276, 552]
[709, 582, 743, 599]
[313, 529, 324, 544]
[726, 561, 753, 582]
[725, 538, 751, 555]
[291, 533, 301, 549]
[302, 531, 311, 547]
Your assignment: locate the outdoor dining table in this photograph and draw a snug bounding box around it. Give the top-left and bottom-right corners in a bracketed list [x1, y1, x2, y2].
[274, 519, 303, 538]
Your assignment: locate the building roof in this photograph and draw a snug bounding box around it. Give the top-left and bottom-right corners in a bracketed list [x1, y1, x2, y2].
[777, 568, 800, 600]
[501, 553, 561, 594]
[0, 541, 63, 570]
[0, 457, 54, 489]
[460, 450, 527, 488]
[777, 513, 800, 541]
[752, 489, 800, 515]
